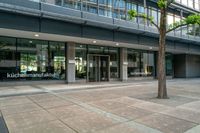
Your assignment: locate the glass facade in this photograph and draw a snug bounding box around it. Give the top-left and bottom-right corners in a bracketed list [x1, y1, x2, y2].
[75, 44, 119, 81]
[175, 0, 200, 10]
[127, 49, 154, 77]
[0, 36, 66, 81]
[38, 0, 200, 38]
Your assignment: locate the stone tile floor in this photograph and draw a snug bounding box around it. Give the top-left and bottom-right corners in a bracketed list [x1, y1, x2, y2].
[0, 79, 200, 133]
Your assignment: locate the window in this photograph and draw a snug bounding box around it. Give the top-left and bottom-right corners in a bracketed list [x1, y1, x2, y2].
[75, 44, 87, 80]
[64, 0, 81, 10]
[149, 7, 158, 25]
[127, 49, 154, 77]
[0, 37, 66, 81]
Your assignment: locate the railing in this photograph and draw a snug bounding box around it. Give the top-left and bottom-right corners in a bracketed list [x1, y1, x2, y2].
[0, 0, 200, 43]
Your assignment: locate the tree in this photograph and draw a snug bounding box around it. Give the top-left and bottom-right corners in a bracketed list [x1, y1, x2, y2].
[128, 0, 200, 99]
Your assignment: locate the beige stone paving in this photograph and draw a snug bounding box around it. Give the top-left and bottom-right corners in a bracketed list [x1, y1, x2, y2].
[0, 79, 200, 133]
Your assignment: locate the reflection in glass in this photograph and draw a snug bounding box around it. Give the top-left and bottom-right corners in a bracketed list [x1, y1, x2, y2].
[128, 49, 154, 77]
[166, 54, 173, 76]
[75, 44, 87, 80]
[0, 37, 66, 81]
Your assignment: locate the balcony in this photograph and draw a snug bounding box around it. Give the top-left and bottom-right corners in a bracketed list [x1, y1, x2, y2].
[0, 0, 200, 43]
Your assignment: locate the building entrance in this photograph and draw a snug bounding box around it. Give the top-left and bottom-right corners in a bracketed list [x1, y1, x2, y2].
[87, 54, 110, 82]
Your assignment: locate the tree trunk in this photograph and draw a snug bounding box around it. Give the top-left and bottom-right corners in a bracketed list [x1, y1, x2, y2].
[157, 8, 168, 99]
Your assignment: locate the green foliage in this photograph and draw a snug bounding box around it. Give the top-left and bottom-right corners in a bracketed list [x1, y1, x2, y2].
[128, 10, 137, 19]
[128, 10, 154, 24]
[185, 14, 200, 25]
[157, 0, 167, 9]
[167, 14, 200, 32]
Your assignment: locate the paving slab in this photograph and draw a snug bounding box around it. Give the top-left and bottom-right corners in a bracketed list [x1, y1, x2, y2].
[135, 113, 197, 133]
[28, 93, 62, 103]
[132, 101, 172, 113]
[161, 108, 200, 124]
[3, 110, 57, 130]
[62, 111, 119, 133]
[178, 101, 200, 112]
[1, 103, 41, 115]
[48, 105, 92, 119]
[110, 106, 154, 120]
[36, 99, 74, 109]
[89, 99, 129, 112]
[111, 96, 145, 105]
[0, 96, 33, 108]
[95, 122, 144, 133]
[8, 120, 76, 133]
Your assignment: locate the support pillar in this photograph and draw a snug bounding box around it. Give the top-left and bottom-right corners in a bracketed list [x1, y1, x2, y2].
[66, 42, 75, 83]
[120, 48, 128, 81]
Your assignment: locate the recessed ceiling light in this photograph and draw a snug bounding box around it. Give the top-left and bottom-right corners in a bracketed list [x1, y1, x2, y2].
[34, 34, 39, 37]
[29, 41, 33, 43]
[116, 43, 119, 46]
[149, 47, 153, 50]
[93, 40, 96, 43]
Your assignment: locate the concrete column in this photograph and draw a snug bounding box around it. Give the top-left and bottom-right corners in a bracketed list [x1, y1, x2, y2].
[120, 48, 128, 81]
[66, 42, 75, 83]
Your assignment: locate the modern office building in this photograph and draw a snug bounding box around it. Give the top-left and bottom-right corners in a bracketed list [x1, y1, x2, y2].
[0, 0, 200, 84]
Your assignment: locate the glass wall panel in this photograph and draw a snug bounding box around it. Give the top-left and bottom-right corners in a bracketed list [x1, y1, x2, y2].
[175, 15, 181, 36]
[128, 49, 154, 77]
[167, 13, 174, 26]
[138, 5, 145, 24]
[49, 42, 66, 80]
[127, 50, 140, 77]
[148, 7, 158, 25]
[99, 0, 112, 17]
[64, 0, 81, 10]
[0, 37, 17, 81]
[0, 37, 66, 81]
[188, 0, 194, 8]
[83, 0, 98, 13]
[141, 52, 154, 77]
[195, 0, 199, 10]
[43, 0, 62, 5]
[75, 44, 87, 80]
[108, 47, 119, 78]
[166, 54, 173, 76]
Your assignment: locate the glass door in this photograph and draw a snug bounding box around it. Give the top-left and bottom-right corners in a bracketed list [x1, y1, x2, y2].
[87, 54, 110, 82]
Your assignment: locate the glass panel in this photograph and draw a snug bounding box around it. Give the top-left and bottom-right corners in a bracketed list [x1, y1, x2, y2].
[167, 13, 174, 26]
[138, 5, 145, 24]
[195, 0, 199, 10]
[175, 15, 181, 36]
[83, 0, 98, 13]
[141, 52, 154, 77]
[182, 0, 188, 6]
[166, 54, 173, 76]
[100, 56, 109, 81]
[88, 55, 99, 82]
[0, 37, 17, 81]
[42, 0, 62, 5]
[64, 0, 81, 10]
[127, 50, 140, 77]
[149, 7, 158, 26]
[0, 37, 65, 81]
[188, 0, 194, 8]
[126, 1, 137, 21]
[109, 47, 119, 78]
[49, 42, 66, 80]
[75, 44, 87, 80]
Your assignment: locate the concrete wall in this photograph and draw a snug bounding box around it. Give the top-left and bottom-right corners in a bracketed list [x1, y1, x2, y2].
[174, 54, 200, 78]
[186, 55, 200, 78]
[174, 54, 186, 78]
